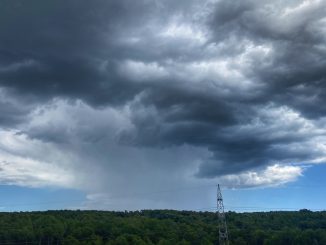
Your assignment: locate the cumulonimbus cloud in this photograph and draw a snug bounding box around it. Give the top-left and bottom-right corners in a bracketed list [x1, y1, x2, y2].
[0, 0, 326, 204]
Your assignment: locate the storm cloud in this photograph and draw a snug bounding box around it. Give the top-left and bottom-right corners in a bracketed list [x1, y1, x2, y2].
[0, 0, 326, 208]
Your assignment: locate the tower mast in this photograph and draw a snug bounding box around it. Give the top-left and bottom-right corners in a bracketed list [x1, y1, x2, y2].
[217, 184, 229, 245]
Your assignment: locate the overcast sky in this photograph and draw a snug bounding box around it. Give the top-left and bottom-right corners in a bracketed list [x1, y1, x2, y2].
[0, 0, 326, 211]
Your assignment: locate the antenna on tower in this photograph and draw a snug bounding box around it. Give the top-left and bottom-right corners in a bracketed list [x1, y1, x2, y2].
[217, 184, 229, 245]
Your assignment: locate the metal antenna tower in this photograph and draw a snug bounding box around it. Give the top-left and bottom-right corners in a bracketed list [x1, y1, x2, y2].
[217, 184, 229, 245]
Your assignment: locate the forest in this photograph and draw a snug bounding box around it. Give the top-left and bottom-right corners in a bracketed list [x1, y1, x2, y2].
[0, 209, 325, 245]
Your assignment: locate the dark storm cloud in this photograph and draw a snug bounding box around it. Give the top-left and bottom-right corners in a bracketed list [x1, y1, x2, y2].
[0, 0, 206, 104]
[183, 0, 326, 176]
[209, 0, 326, 118]
[0, 99, 27, 126]
[1, 0, 326, 182]
[0, 0, 153, 105]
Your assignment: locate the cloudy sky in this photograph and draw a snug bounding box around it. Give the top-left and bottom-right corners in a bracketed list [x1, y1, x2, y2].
[0, 0, 326, 211]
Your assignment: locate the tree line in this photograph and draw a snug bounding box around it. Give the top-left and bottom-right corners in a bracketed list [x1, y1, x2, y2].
[0, 209, 325, 244]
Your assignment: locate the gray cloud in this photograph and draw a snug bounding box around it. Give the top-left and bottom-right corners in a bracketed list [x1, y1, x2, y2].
[209, 0, 326, 117]
[0, 0, 326, 202]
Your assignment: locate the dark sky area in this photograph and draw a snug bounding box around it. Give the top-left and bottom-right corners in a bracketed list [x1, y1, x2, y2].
[0, 0, 325, 210]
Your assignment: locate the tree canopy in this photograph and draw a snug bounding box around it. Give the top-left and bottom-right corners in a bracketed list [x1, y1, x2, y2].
[0, 209, 325, 244]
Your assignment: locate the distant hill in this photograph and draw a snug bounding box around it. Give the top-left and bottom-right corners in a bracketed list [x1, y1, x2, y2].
[0, 209, 325, 244]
